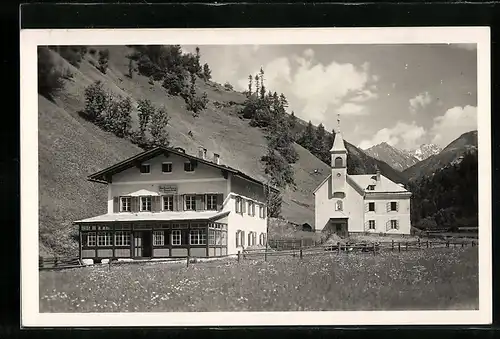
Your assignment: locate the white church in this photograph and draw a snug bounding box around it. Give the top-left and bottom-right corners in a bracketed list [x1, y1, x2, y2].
[313, 121, 412, 236]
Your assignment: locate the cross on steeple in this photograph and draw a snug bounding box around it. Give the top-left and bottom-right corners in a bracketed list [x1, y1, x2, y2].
[337, 113, 341, 132]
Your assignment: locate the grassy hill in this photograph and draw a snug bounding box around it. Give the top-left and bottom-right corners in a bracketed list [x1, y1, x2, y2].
[39, 45, 404, 256]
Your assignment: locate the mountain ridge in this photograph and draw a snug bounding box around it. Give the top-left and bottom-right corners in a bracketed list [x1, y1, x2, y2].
[364, 142, 420, 171]
[403, 130, 478, 181]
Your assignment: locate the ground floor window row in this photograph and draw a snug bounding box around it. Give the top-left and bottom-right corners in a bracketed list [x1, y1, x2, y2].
[83, 229, 228, 247]
[80, 222, 227, 232]
[235, 230, 267, 247]
[364, 219, 400, 231]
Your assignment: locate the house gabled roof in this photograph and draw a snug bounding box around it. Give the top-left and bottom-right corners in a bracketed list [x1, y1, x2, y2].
[87, 146, 279, 193]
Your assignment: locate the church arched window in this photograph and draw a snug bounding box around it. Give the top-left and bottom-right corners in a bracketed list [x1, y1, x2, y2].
[334, 157, 343, 168]
[335, 200, 343, 211]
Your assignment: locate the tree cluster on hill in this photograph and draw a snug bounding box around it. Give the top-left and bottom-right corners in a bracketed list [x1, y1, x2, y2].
[297, 121, 335, 164]
[49, 46, 87, 68]
[38, 47, 66, 100]
[239, 69, 299, 218]
[128, 45, 210, 117]
[82, 81, 170, 149]
[407, 151, 478, 230]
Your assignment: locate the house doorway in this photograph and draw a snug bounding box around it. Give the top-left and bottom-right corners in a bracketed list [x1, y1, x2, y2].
[133, 231, 152, 258]
[326, 218, 348, 238]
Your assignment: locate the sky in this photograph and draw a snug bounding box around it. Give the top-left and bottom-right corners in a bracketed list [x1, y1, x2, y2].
[182, 44, 477, 150]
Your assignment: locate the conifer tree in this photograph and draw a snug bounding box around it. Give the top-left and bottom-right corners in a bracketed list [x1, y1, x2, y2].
[254, 74, 260, 98]
[298, 120, 316, 151]
[259, 67, 266, 99]
[248, 74, 253, 96]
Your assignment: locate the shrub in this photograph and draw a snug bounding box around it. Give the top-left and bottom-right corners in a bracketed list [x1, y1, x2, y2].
[38, 47, 65, 100]
[224, 82, 234, 91]
[98, 49, 110, 74]
[163, 72, 186, 96]
[149, 106, 170, 148]
[100, 96, 132, 138]
[83, 80, 110, 122]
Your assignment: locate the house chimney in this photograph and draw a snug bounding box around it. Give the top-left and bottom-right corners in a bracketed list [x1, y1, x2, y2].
[203, 148, 207, 159]
[214, 153, 220, 165]
[198, 146, 205, 159]
[376, 169, 381, 181]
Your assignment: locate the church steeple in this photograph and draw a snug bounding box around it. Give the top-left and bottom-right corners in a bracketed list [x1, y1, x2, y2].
[330, 113, 347, 154]
[330, 113, 347, 195]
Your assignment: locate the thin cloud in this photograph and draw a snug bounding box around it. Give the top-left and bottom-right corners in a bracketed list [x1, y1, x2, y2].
[409, 91, 432, 114]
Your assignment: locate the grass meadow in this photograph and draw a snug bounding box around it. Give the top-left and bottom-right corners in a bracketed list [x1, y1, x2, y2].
[39, 247, 478, 312]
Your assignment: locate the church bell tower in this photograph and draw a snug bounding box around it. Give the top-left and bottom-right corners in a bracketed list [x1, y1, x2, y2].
[331, 113, 347, 194]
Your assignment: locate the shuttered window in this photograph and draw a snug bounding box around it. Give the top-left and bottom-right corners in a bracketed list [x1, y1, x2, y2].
[163, 195, 174, 211]
[369, 220, 376, 230]
[390, 202, 398, 211]
[140, 196, 152, 211]
[206, 194, 217, 210]
[368, 202, 375, 212]
[120, 197, 131, 212]
[185, 195, 196, 210]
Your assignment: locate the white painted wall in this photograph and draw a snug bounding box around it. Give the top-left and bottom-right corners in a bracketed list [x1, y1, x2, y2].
[110, 180, 227, 198]
[225, 194, 268, 255]
[363, 196, 411, 235]
[314, 177, 364, 232]
[314, 176, 411, 235]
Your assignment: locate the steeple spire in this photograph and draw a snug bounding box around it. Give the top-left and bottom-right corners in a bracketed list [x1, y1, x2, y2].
[330, 113, 347, 153]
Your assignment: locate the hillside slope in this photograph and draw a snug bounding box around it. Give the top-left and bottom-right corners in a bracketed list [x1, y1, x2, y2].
[364, 142, 419, 171]
[403, 131, 478, 181]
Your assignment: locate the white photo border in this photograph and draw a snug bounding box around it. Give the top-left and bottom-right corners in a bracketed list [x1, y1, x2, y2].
[20, 27, 491, 327]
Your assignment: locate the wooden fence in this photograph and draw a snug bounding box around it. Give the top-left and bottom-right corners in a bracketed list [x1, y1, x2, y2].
[242, 239, 477, 261]
[39, 256, 82, 270]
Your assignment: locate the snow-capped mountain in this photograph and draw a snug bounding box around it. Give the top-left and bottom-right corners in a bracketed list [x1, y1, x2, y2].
[363, 142, 420, 171]
[405, 144, 442, 161]
[403, 131, 478, 181]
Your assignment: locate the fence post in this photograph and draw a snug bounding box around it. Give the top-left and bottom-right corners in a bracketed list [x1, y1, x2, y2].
[108, 260, 111, 271]
[446, 241, 450, 248]
[391, 240, 394, 251]
[398, 242, 401, 253]
[187, 255, 190, 267]
[426, 241, 429, 249]
[454, 242, 456, 248]
[300, 248, 303, 260]
[337, 242, 341, 254]
[238, 251, 241, 263]
[418, 238, 421, 248]
[472, 240, 475, 247]
[372, 243, 376, 256]
[406, 242, 408, 251]
[462, 242, 464, 248]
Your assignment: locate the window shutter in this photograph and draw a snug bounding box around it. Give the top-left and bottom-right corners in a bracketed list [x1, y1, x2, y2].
[386, 220, 390, 231]
[236, 231, 240, 247]
[173, 195, 178, 211]
[396, 220, 400, 230]
[131, 197, 139, 212]
[396, 202, 399, 212]
[364, 221, 368, 231]
[242, 199, 246, 214]
[152, 196, 161, 212]
[365, 203, 369, 212]
[113, 197, 119, 213]
[216, 194, 223, 211]
[181, 195, 186, 211]
[386, 202, 390, 212]
[197, 194, 205, 211]
[241, 231, 245, 247]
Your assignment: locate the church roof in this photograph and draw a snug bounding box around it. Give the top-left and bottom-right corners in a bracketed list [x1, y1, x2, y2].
[330, 132, 347, 153]
[312, 173, 409, 195]
[349, 174, 408, 193]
